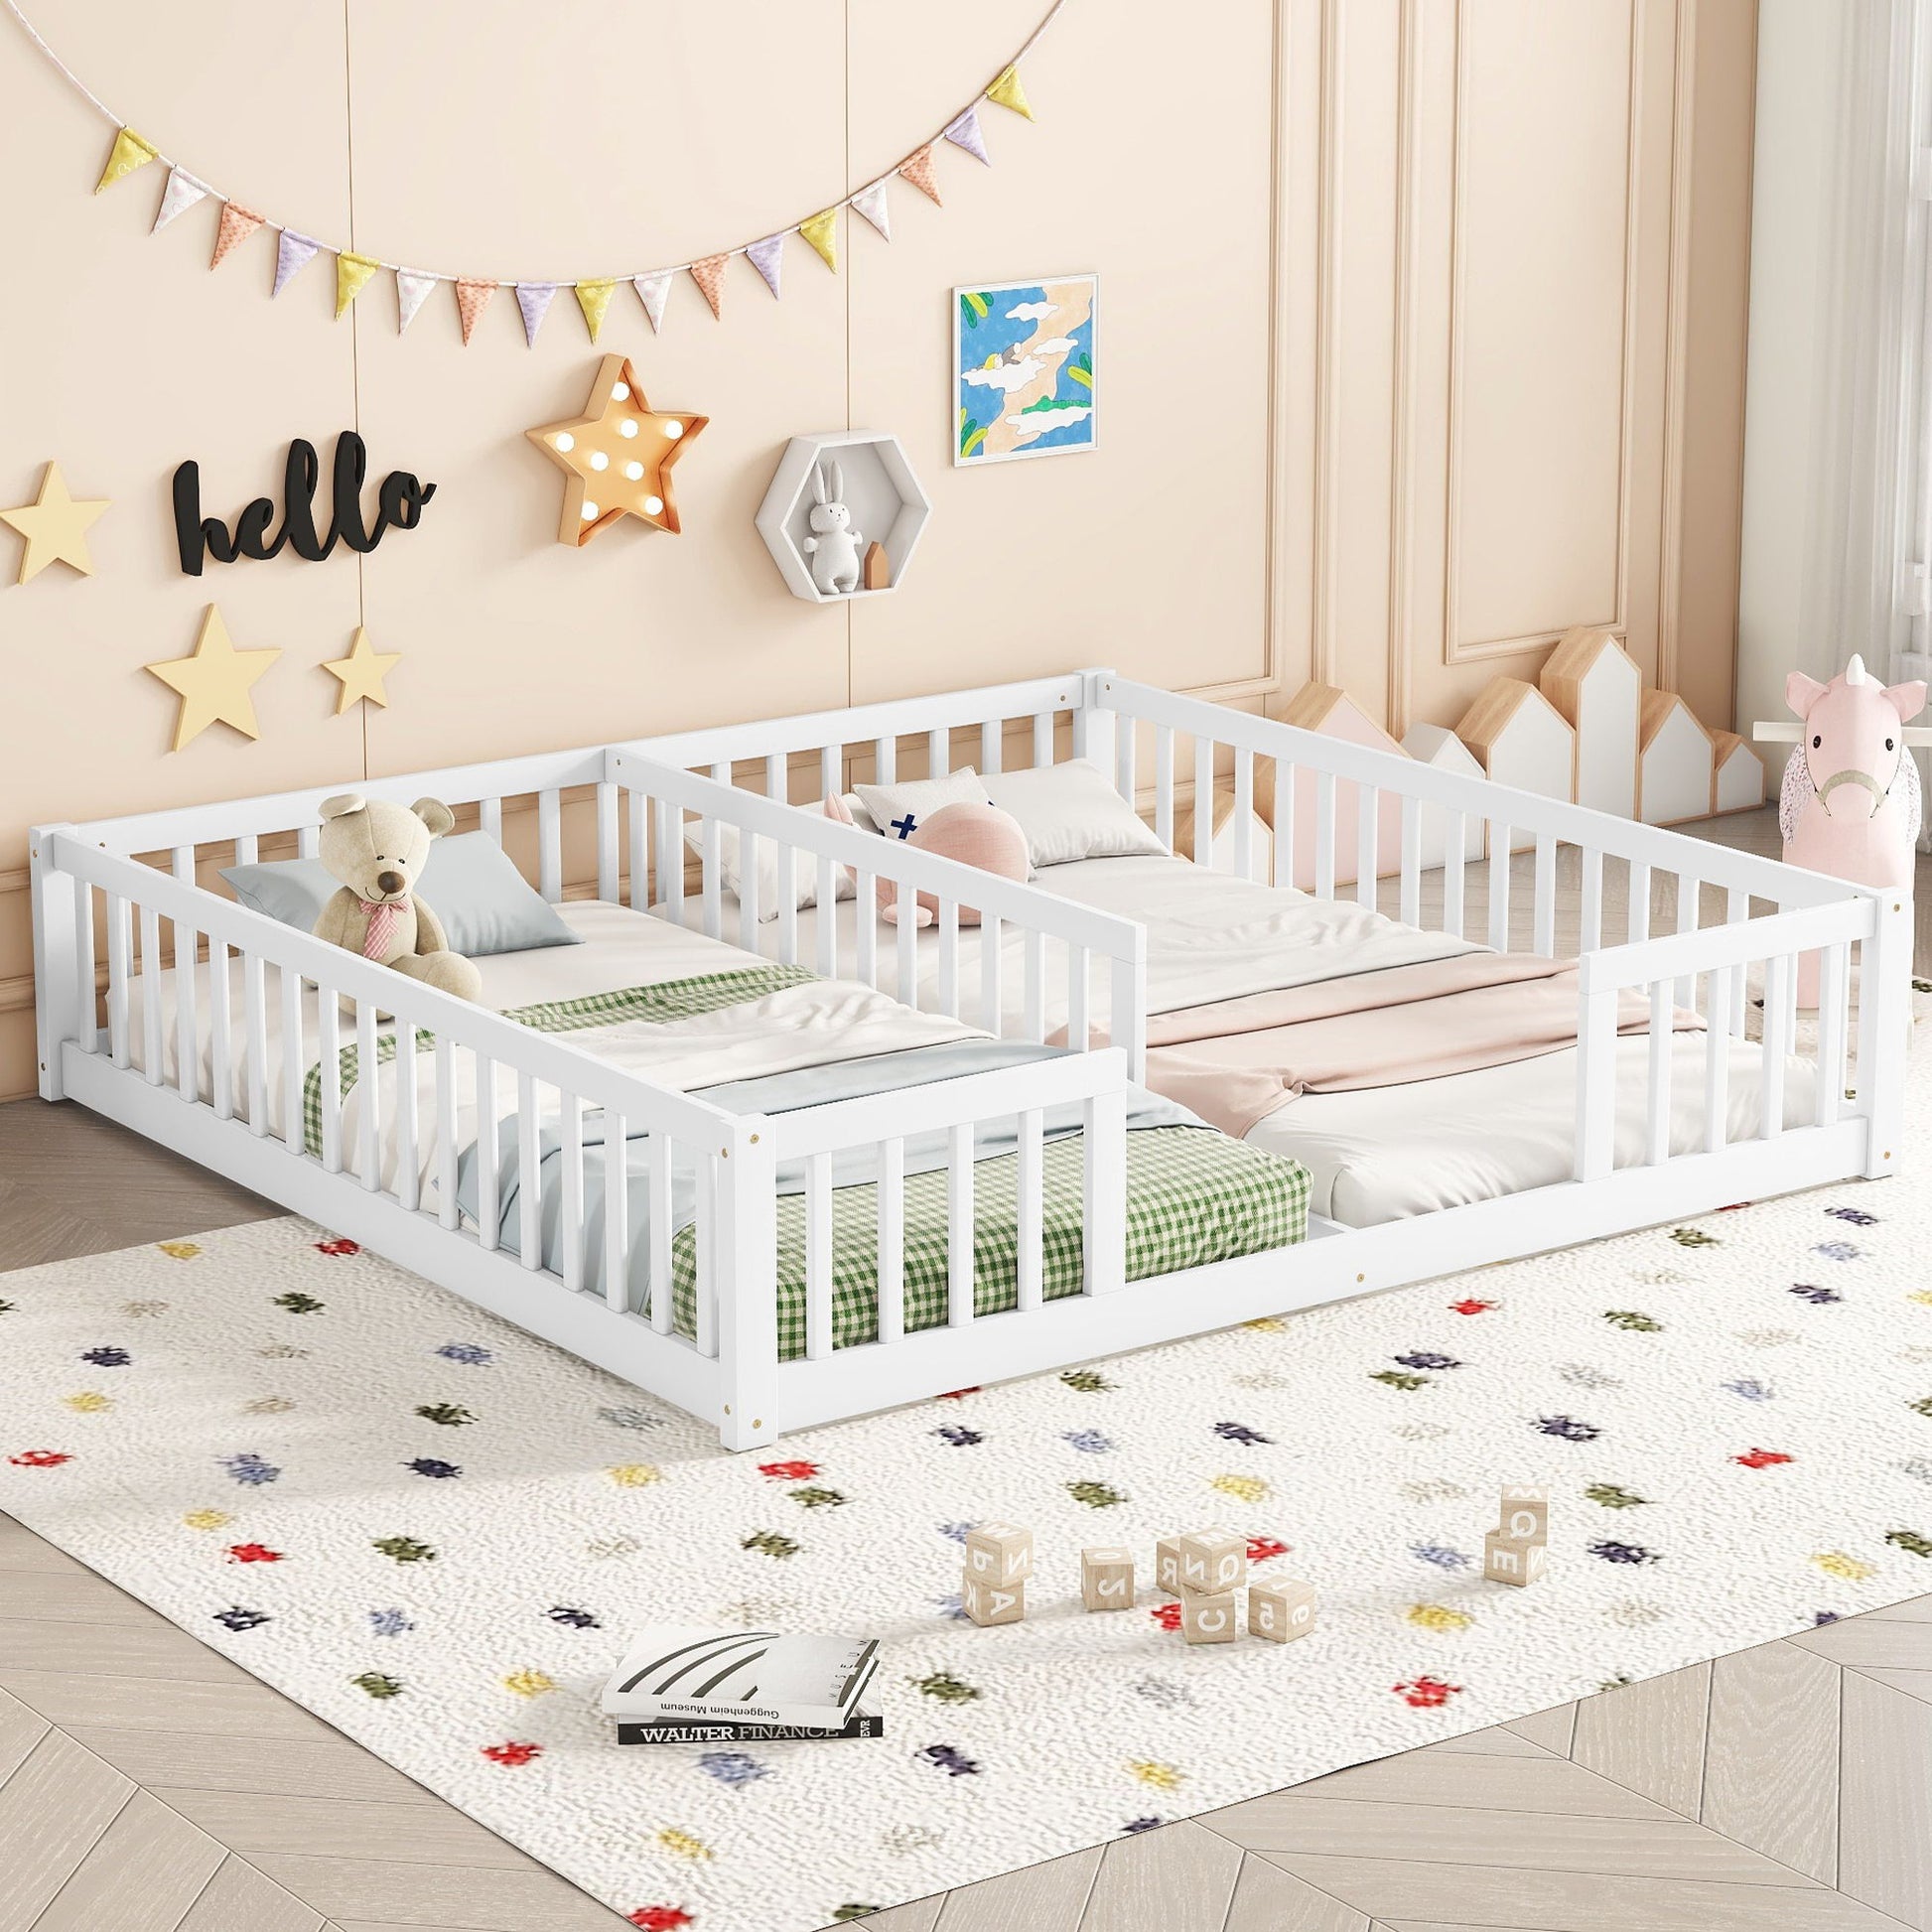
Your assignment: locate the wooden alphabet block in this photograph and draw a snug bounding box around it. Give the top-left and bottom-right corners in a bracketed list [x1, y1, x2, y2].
[1080, 1546, 1136, 1611]
[961, 1573, 1026, 1625]
[1176, 1531, 1245, 1596]
[1498, 1485, 1549, 1546]
[1484, 1530, 1548, 1587]
[964, 1522, 1033, 1587]
[1248, 1576, 1317, 1643]
[1178, 1589, 1240, 1644]
[1156, 1536, 1183, 1597]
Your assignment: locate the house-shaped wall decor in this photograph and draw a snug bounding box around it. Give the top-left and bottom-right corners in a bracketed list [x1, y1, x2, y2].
[1173, 783, 1274, 880]
[1638, 689, 1718, 825]
[1454, 677, 1576, 848]
[1710, 729, 1766, 815]
[1402, 721, 1489, 865]
[1266, 682, 1409, 888]
[1538, 625, 1640, 818]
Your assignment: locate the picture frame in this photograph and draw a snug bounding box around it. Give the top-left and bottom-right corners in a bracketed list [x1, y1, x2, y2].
[952, 274, 1098, 466]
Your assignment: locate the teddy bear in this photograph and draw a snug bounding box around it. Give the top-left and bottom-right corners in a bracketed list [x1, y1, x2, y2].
[312, 793, 483, 1001]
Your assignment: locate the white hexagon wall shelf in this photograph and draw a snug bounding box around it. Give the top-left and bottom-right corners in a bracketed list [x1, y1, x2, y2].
[756, 431, 931, 604]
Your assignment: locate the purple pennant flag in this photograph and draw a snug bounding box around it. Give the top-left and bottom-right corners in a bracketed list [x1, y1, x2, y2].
[746, 232, 784, 300]
[273, 229, 320, 298]
[514, 281, 559, 346]
[944, 105, 991, 166]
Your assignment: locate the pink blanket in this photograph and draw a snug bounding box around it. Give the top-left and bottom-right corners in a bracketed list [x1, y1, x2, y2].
[1140, 953, 1704, 1139]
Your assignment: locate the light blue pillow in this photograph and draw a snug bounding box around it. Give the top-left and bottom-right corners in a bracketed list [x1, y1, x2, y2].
[222, 832, 583, 959]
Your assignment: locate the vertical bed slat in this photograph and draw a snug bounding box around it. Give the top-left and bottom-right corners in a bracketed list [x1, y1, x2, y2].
[1313, 773, 1336, 900]
[1533, 835, 1557, 958]
[538, 790, 564, 903]
[1759, 951, 1791, 1140]
[946, 1123, 975, 1325]
[1444, 820, 1466, 939]
[1581, 847, 1603, 955]
[1016, 1109, 1044, 1312]
[877, 1137, 905, 1344]
[1066, 945, 1090, 1052]
[207, 938, 232, 1119]
[297, 824, 319, 861]
[1725, 889, 1749, 1035]
[1154, 726, 1174, 850]
[875, 734, 897, 786]
[694, 1157, 719, 1357]
[171, 847, 199, 1105]
[1573, 985, 1618, 1181]
[242, 947, 267, 1135]
[481, 797, 503, 846]
[855, 873, 879, 987]
[596, 781, 620, 902]
[70, 881, 96, 1055]
[820, 743, 841, 809]
[1704, 966, 1732, 1153]
[981, 913, 1004, 1035]
[927, 727, 948, 781]
[1627, 862, 1651, 943]
[475, 1052, 499, 1249]
[1193, 735, 1215, 866]
[1033, 711, 1053, 768]
[317, 987, 343, 1173]
[647, 1133, 673, 1331]
[560, 1092, 584, 1293]
[281, 966, 304, 1150]
[1816, 942, 1849, 1127]
[816, 856, 839, 978]
[394, 1022, 419, 1210]
[938, 900, 960, 1019]
[1273, 761, 1297, 889]
[1398, 796, 1421, 927]
[981, 719, 1003, 774]
[1356, 787, 1380, 909]
[139, 900, 163, 1086]
[1674, 874, 1702, 1012]
[701, 764, 726, 939]
[1233, 749, 1256, 880]
[1082, 1088, 1127, 1296]
[1486, 827, 1510, 951]
[628, 787, 649, 910]
[1645, 981, 1673, 1166]
[767, 755, 798, 966]
[1023, 928, 1045, 1042]
[805, 1151, 834, 1360]
[106, 893, 131, 1068]
[517, 1073, 542, 1269]
[1115, 712, 1137, 803]
[655, 798, 683, 925]
[739, 830, 762, 945]
[897, 900, 919, 1009]
[234, 833, 260, 866]
[435, 1037, 459, 1229]
[603, 1110, 627, 1311]
[355, 1000, 380, 1189]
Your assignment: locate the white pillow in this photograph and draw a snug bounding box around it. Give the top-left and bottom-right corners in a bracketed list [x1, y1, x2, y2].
[682, 816, 855, 920]
[981, 759, 1168, 867]
[851, 766, 991, 845]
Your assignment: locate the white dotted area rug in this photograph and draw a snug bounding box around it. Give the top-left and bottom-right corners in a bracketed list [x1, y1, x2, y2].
[3, 998, 1930, 1932]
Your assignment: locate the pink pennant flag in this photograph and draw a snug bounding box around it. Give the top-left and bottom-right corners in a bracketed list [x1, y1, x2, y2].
[850, 181, 892, 241]
[944, 105, 991, 165]
[514, 282, 559, 346]
[746, 232, 785, 300]
[633, 272, 671, 333]
[689, 253, 729, 320]
[273, 229, 320, 298]
[151, 167, 207, 233]
[899, 144, 943, 206]
[209, 203, 264, 270]
[395, 268, 436, 334]
[455, 278, 496, 345]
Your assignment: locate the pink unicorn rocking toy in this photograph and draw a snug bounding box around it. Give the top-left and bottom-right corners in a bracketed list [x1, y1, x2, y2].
[1776, 653, 1926, 1005]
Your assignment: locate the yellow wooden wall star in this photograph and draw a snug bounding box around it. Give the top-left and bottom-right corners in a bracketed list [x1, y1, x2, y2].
[526, 353, 708, 544]
[322, 625, 401, 713]
[1, 462, 110, 584]
[145, 606, 281, 752]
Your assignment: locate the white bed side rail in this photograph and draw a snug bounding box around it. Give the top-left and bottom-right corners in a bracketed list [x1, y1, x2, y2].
[606, 751, 1151, 1077]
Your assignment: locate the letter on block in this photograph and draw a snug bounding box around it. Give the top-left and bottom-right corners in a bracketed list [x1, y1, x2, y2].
[961, 1574, 1026, 1626]
[964, 1522, 1034, 1587]
[1179, 1589, 1240, 1644]
[1249, 1577, 1317, 1643]
[1176, 1531, 1245, 1595]
[1484, 1531, 1547, 1587]
[1081, 1546, 1136, 1611]
[1156, 1536, 1183, 1597]
[1499, 1485, 1549, 1545]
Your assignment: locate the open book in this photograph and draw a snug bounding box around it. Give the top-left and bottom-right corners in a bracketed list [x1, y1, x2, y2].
[601, 1626, 879, 1731]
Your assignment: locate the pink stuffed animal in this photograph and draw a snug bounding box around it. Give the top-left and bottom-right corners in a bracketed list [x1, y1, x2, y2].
[1779, 652, 1925, 1003]
[824, 796, 1030, 926]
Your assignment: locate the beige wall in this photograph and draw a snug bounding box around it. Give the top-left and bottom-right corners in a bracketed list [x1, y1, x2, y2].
[0, 0, 1755, 1100]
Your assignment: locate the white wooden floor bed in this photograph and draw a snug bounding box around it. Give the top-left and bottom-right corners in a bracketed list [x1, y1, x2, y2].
[30, 668, 1911, 1447]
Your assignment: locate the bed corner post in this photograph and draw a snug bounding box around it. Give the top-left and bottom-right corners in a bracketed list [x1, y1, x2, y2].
[1857, 888, 1912, 1180]
[715, 1114, 780, 1450]
[28, 824, 81, 1104]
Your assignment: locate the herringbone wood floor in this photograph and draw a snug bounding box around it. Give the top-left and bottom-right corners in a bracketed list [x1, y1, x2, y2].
[3, 808, 1928, 1932]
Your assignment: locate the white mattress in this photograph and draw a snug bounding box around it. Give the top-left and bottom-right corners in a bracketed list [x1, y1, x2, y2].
[670, 854, 1822, 1226]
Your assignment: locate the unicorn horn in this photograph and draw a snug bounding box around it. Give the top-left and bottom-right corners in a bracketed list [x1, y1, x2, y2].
[1846, 653, 1867, 684]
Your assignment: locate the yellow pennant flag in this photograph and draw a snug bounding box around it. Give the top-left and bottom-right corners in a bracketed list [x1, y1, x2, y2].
[335, 252, 380, 318]
[95, 126, 158, 195]
[575, 279, 617, 342]
[986, 63, 1034, 120]
[798, 207, 839, 273]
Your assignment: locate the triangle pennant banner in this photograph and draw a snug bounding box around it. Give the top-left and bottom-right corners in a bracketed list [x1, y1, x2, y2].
[943, 106, 991, 166]
[689, 253, 729, 320]
[633, 272, 671, 333]
[151, 167, 207, 233]
[95, 126, 157, 195]
[515, 282, 559, 346]
[455, 278, 496, 345]
[209, 203, 264, 270]
[899, 144, 943, 206]
[574, 278, 616, 342]
[394, 268, 436, 334]
[272, 229, 320, 299]
[986, 63, 1035, 119]
[746, 233, 785, 300]
[850, 181, 893, 241]
[335, 252, 379, 318]
[798, 207, 839, 273]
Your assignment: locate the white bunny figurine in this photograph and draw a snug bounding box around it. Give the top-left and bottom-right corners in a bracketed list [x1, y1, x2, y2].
[800, 460, 864, 596]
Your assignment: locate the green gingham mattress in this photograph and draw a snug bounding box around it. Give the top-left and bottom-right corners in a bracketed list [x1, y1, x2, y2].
[313, 966, 1311, 1361]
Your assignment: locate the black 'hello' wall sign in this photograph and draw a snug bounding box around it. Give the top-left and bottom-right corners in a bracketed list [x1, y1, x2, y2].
[172, 432, 436, 577]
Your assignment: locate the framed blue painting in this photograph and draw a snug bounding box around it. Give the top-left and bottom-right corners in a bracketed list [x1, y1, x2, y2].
[953, 274, 1097, 466]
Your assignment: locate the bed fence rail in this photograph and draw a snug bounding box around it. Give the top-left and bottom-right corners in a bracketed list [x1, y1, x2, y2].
[605, 751, 1150, 1080]
[30, 823, 1141, 1449]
